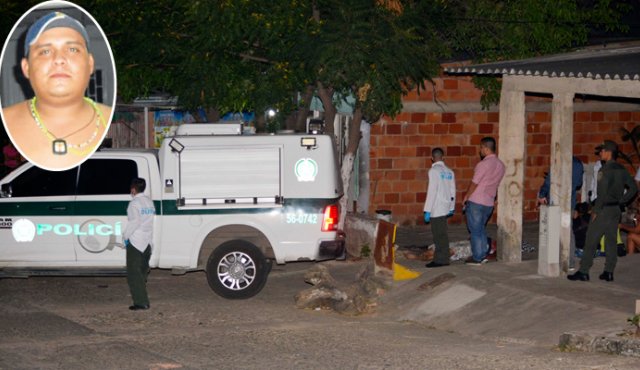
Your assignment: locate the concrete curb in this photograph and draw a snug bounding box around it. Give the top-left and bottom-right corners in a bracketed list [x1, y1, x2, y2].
[559, 331, 640, 357]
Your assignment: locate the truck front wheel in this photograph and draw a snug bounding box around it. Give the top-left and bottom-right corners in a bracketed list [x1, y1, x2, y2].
[206, 240, 270, 299]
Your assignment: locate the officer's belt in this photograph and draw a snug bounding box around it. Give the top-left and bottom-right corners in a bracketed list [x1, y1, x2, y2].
[602, 202, 620, 207]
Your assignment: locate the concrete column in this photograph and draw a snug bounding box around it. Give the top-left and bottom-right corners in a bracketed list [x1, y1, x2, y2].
[497, 79, 526, 262]
[539, 205, 560, 276]
[550, 93, 575, 272]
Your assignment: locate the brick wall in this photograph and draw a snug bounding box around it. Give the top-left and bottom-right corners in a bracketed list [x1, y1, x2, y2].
[368, 76, 640, 225]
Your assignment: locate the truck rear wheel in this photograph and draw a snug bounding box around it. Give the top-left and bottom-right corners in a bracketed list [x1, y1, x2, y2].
[206, 240, 270, 299]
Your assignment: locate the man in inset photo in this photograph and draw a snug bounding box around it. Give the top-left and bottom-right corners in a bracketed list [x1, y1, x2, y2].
[1, 10, 113, 171]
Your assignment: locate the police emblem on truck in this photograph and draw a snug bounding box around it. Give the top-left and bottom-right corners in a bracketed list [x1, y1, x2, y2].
[294, 158, 318, 182]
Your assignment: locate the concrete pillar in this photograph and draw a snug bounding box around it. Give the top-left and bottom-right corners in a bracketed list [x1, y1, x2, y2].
[550, 93, 575, 272]
[539, 205, 560, 276]
[497, 80, 525, 262]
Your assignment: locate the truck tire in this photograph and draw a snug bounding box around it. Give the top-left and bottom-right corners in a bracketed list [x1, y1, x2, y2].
[206, 240, 269, 299]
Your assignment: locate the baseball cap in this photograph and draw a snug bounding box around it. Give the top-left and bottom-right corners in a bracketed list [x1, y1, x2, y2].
[24, 12, 90, 57]
[597, 140, 618, 153]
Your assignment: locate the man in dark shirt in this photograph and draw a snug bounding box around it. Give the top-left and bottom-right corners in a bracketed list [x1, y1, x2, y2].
[568, 140, 637, 282]
[537, 156, 584, 211]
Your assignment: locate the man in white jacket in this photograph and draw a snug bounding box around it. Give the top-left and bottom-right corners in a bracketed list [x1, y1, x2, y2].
[423, 148, 456, 268]
[123, 177, 155, 310]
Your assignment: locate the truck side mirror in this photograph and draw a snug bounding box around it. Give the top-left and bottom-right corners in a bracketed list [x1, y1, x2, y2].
[1, 183, 12, 198]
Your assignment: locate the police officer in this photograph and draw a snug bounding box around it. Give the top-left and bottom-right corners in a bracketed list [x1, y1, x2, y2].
[568, 140, 637, 282]
[423, 147, 456, 268]
[123, 178, 155, 310]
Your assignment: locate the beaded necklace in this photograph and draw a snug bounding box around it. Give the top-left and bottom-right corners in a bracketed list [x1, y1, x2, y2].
[29, 96, 105, 156]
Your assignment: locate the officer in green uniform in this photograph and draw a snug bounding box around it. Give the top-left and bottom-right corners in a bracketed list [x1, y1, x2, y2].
[568, 140, 637, 282]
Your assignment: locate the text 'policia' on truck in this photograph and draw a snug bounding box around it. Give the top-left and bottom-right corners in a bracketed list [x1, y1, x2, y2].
[0, 122, 345, 299]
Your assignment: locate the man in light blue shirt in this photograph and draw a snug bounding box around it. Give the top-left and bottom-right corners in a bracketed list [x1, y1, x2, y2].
[423, 148, 456, 268]
[124, 177, 155, 310]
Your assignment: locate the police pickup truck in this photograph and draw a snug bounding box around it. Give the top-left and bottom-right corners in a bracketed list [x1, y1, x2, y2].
[0, 124, 345, 299]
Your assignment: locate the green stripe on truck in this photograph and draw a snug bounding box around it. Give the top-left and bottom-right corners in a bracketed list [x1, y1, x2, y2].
[0, 199, 339, 216]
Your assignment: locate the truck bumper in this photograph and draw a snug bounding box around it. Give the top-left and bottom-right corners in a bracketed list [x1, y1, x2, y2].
[318, 230, 346, 260]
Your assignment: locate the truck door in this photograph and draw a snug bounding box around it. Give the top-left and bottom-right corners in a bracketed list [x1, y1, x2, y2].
[0, 165, 77, 263]
[72, 158, 139, 266]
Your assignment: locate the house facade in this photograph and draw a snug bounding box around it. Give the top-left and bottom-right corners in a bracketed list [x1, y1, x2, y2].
[367, 73, 640, 226]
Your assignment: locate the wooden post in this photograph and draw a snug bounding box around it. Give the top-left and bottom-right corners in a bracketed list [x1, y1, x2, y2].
[497, 78, 526, 262]
[373, 220, 395, 274]
[550, 93, 575, 272]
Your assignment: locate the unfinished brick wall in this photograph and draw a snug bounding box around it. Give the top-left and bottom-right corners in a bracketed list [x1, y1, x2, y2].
[369, 75, 640, 226]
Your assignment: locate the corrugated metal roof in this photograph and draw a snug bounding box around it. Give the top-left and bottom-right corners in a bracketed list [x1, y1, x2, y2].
[444, 45, 640, 81]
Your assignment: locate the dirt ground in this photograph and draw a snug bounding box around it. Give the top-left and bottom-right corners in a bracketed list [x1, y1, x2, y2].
[1, 260, 639, 370]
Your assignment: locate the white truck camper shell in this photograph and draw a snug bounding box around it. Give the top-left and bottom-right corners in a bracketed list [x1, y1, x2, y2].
[161, 132, 342, 209]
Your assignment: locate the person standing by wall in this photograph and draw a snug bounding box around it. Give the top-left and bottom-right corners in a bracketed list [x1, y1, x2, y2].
[462, 137, 506, 265]
[568, 140, 637, 282]
[423, 147, 456, 268]
[537, 156, 584, 211]
[124, 178, 155, 310]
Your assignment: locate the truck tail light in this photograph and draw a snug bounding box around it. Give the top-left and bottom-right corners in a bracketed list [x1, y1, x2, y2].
[321, 204, 339, 232]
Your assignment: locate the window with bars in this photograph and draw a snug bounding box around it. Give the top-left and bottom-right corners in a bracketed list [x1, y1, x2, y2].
[85, 69, 104, 103]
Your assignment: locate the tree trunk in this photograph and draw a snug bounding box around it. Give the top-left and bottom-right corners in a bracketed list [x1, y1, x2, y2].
[294, 85, 315, 133]
[316, 82, 361, 229]
[203, 108, 219, 123]
[284, 111, 297, 131]
[255, 114, 266, 133]
[316, 82, 336, 136]
[338, 107, 363, 229]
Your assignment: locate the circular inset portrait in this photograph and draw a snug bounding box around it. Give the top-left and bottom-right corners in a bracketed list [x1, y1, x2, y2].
[0, 1, 116, 171]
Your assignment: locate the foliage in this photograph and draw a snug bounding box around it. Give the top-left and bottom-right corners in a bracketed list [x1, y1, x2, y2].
[443, 0, 628, 61]
[472, 76, 502, 110]
[175, 0, 315, 117]
[0, 0, 628, 226]
[441, 0, 631, 106]
[1, 0, 628, 118]
[619, 125, 640, 166]
[308, 0, 445, 121]
[83, 0, 194, 104]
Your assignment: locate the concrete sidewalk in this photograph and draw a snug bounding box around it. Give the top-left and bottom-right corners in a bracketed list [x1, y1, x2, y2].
[375, 221, 640, 356]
